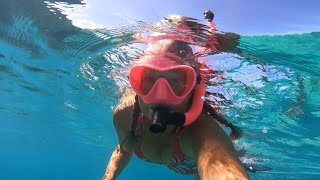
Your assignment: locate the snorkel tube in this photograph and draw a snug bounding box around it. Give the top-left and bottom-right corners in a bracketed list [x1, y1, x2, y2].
[204, 10, 214, 22]
[149, 76, 205, 133]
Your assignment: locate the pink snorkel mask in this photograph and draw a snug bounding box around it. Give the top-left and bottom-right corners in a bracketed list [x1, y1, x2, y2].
[129, 57, 206, 128]
[129, 64, 196, 105]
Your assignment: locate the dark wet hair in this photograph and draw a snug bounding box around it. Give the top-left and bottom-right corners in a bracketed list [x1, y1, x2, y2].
[130, 95, 141, 137]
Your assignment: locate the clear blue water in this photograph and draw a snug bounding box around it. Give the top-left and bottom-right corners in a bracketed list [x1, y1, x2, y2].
[1, 1, 320, 180]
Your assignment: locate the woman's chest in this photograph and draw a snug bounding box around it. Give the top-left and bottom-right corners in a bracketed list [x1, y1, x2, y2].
[137, 134, 175, 165]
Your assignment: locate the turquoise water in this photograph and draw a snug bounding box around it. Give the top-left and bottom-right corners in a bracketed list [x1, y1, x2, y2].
[1, 1, 320, 180]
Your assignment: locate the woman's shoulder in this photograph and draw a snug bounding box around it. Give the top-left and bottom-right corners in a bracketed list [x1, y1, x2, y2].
[187, 112, 220, 128]
[181, 112, 229, 142]
[113, 89, 136, 130]
[180, 112, 234, 155]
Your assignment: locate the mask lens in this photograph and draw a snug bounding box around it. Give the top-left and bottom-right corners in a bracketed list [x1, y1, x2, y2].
[140, 68, 192, 96]
[140, 69, 157, 94]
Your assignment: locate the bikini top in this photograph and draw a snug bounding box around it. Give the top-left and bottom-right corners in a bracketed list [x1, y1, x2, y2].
[133, 114, 198, 174]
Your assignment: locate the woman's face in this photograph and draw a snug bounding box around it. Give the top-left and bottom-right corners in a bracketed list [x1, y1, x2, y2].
[134, 41, 195, 120]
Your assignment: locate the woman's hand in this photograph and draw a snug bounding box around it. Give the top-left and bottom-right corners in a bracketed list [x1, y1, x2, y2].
[198, 159, 249, 180]
[186, 114, 249, 180]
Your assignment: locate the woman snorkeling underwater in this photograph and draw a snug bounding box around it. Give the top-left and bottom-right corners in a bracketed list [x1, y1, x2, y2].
[102, 14, 249, 180]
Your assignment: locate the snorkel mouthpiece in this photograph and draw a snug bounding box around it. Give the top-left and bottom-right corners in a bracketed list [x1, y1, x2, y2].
[149, 107, 186, 133]
[150, 108, 167, 133]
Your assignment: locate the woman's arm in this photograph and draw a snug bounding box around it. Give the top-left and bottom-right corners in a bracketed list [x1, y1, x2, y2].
[102, 144, 134, 180]
[215, 32, 241, 53]
[187, 114, 249, 180]
[102, 95, 136, 180]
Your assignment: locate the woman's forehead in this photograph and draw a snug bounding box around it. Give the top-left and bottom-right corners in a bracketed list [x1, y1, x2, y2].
[137, 52, 192, 67]
[141, 52, 180, 60]
[136, 54, 176, 66]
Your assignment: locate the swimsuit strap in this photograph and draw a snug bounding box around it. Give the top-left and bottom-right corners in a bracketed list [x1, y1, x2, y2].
[172, 126, 185, 164]
[134, 114, 150, 161]
[133, 113, 145, 138]
[169, 126, 198, 174]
